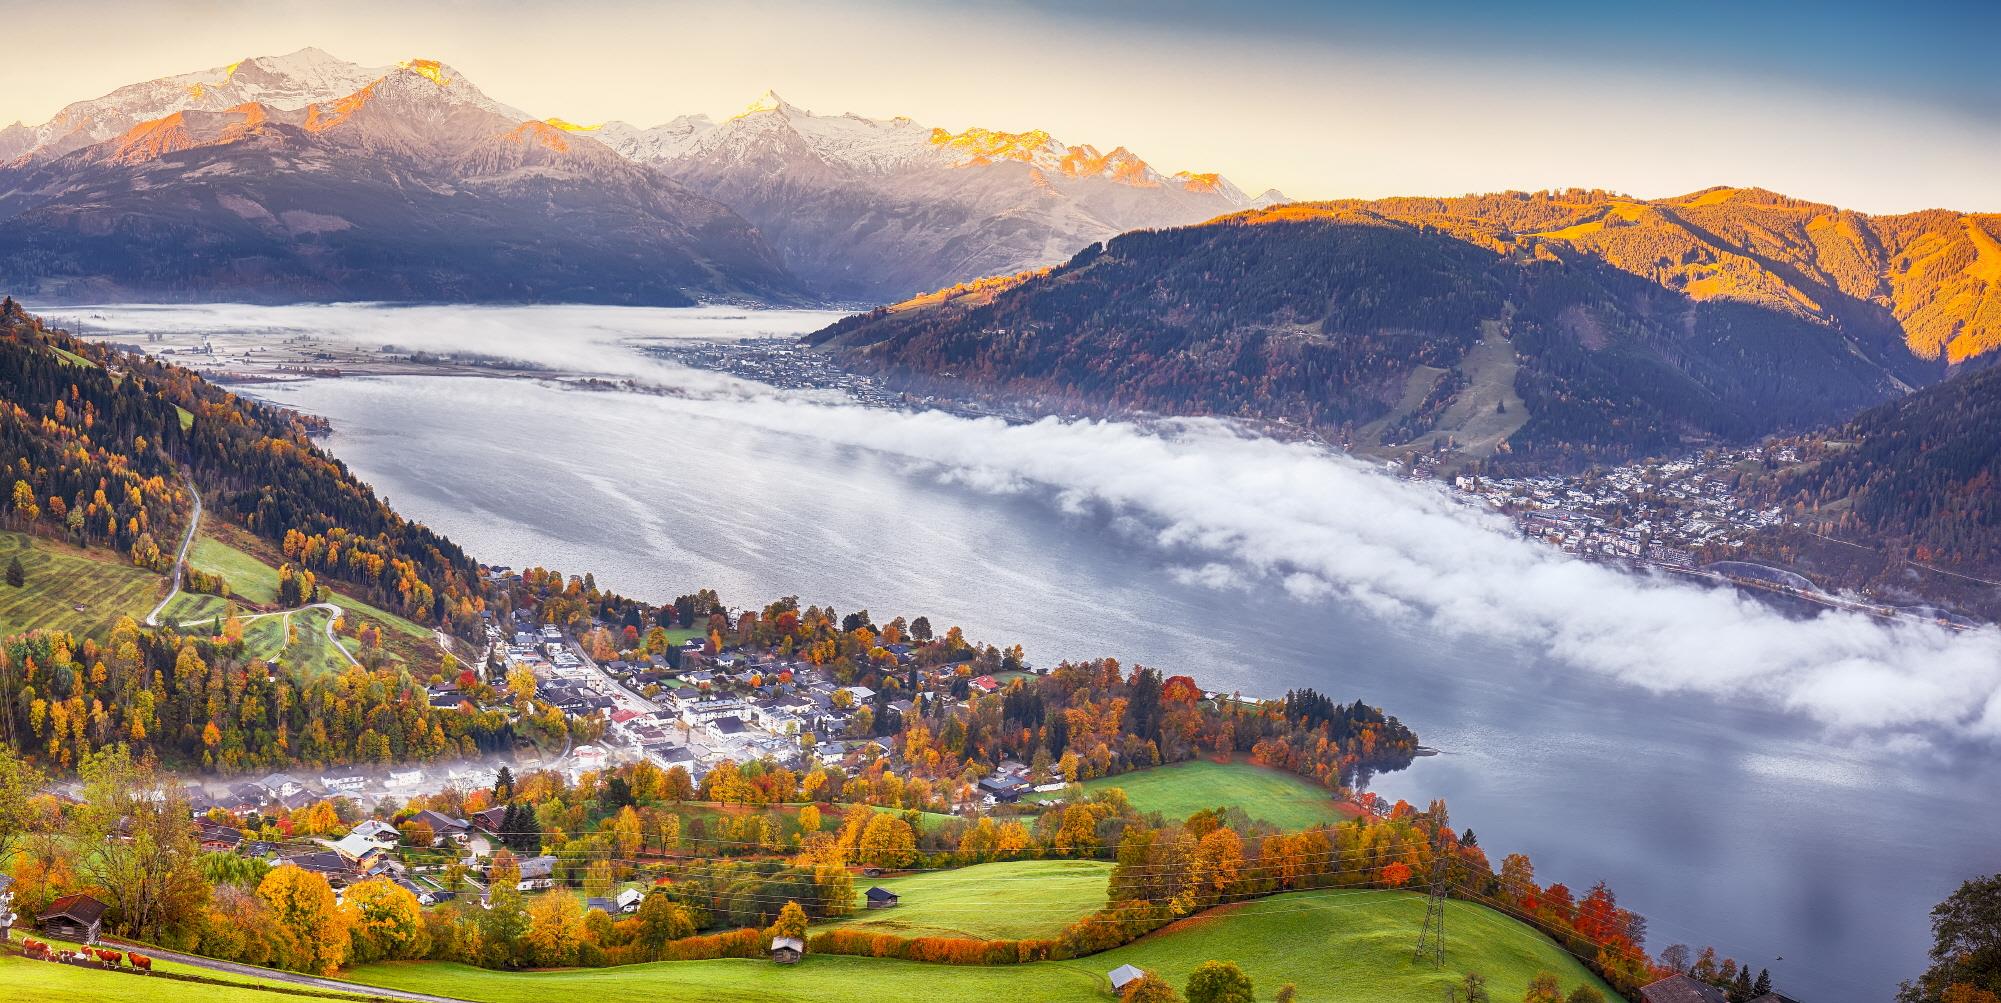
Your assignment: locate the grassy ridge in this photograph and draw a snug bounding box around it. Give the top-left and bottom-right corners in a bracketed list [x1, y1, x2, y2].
[344, 890, 1613, 1003]
[1032, 759, 1354, 831]
[0, 530, 163, 640]
[3, 892, 1615, 1003]
[820, 859, 1112, 940]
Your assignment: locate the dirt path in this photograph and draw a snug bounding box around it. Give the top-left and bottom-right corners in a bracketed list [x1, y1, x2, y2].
[101, 940, 471, 1003]
[144, 482, 203, 627]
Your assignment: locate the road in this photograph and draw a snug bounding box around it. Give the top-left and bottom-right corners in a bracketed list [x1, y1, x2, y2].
[564, 634, 658, 714]
[137, 479, 364, 665]
[143, 481, 203, 627]
[238, 601, 363, 668]
[102, 939, 471, 1003]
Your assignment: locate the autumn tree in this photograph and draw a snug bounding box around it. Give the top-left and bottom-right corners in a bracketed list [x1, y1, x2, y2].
[1522, 971, 1563, 1003]
[259, 865, 349, 974]
[770, 899, 809, 941]
[524, 890, 586, 967]
[1123, 973, 1183, 1003]
[857, 812, 916, 869]
[342, 878, 426, 963]
[1186, 960, 1254, 1003]
[73, 746, 209, 942]
[1901, 874, 2001, 1003]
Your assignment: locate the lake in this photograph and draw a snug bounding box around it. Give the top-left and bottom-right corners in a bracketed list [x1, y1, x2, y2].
[80, 303, 2001, 1002]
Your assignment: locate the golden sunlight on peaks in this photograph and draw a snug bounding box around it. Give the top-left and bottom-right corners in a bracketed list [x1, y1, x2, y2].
[398, 58, 452, 86]
[505, 121, 570, 152]
[544, 117, 601, 133]
[223, 60, 242, 77]
[304, 85, 375, 132]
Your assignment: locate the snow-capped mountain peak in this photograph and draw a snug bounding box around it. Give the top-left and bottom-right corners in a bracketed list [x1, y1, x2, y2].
[738, 89, 800, 117]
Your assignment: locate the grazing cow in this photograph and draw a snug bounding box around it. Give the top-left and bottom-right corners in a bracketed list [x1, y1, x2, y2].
[96, 949, 124, 966]
[131, 953, 153, 972]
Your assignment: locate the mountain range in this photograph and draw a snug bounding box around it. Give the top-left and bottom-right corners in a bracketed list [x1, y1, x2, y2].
[0, 48, 1268, 304]
[811, 188, 2001, 467]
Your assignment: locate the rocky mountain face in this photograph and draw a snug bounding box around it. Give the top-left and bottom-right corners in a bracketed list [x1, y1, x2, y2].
[2, 51, 1271, 305]
[572, 91, 1275, 302]
[808, 190, 2001, 469]
[0, 54, 802, 305]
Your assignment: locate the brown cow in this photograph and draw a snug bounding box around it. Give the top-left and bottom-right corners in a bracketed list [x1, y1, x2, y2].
[131, 953, 153, 972]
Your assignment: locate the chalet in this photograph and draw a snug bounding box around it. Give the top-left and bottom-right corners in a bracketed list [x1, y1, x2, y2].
[1108, 964, 1146, 993]
[195, 819, 245, 852]
[1639, 975, 1729, 1003]
[865, 886, 899, 909]
[397, 877, 445, 906]
[278, 789, 321, 812]
[349, 819, 401, 846]
[515, 855, 558, 891]
[426, 685, 467, 710]
[320, 769, 367, 794]
[770, 935, 804, 964]
[471, 806, 509, 836]
[39, 893, 108, 944]
[329, 831, 392, 868]
[409, 809, 472, 844]
[259, 773, 304, 798]
[615, 887, 645, 913]
[388, 768, 425, 787]
[229, 781, 272, 805]
[708, 716, 748, 740]
[978, 774, 1029, 803]
[0, 874, 15, 940]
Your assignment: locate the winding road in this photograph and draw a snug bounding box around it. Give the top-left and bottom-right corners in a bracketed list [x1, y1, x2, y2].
[138, 481, 362, 665]
[143, 482, 202, 627]
[104, 939, 471, 1003]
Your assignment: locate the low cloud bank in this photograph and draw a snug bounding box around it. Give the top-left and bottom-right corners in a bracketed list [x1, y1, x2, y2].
[656, 391, 2001, 743]
[46, 302, 843, 385]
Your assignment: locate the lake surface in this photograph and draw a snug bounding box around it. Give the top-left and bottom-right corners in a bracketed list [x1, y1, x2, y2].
[90, 303, 2000, 1002]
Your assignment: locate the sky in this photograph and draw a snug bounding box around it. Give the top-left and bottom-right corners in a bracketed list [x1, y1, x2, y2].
[1, 0, 1996, 212]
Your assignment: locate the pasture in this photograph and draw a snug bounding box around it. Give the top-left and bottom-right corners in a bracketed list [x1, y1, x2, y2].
[0, 531, 163, 640]
[821, 859, 1112, 940]
[1032, 759, 1354, 831]
[345, 889, 1613, 1002]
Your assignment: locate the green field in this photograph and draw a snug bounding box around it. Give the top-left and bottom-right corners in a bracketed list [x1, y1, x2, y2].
[188, 528, 430, 641]
[822, 859, 1111, 940]
[1033, 760, 1353, 831]
[0, 531, 164, 640]
[0, 945, 367, 1003]
[345, 890, 1612, 1003]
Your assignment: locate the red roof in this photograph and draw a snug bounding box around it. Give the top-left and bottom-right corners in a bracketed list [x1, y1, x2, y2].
[41, 893, 108, 924]
[610, 709, 642, 723]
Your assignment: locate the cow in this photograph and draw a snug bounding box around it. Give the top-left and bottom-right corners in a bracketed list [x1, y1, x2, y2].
[130, 953, 153, 972]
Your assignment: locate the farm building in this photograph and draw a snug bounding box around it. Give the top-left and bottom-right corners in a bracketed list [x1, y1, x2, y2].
[770, 935, 804, 964]
[515, 855, 558, 891]
[865, 886, 899, 909]
[39, 893, 108, 944]
[1108, 964, 1146, 993]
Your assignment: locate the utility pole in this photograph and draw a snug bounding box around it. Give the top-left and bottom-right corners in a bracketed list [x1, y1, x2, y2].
[1414, 840, 1449, 968]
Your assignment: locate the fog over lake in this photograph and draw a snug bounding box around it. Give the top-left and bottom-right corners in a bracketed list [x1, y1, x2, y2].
[78, 303, 2001, 1002]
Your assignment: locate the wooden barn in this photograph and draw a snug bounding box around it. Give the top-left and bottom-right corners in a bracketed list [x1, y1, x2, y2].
[770, 935, 804, 964]
[39, 893, 108, 944]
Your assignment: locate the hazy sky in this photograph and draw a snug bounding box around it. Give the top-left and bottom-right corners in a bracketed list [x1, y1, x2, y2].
[2, 0, 1996, 213]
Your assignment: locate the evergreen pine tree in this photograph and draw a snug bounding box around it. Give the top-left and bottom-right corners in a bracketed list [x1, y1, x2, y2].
[4, 555, 22, 587]
[1732, 967, 1753, 1000]
[1752, 970, 1772, 997]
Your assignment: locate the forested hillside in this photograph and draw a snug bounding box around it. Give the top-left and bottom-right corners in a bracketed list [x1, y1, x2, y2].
[1733, 362, 2001, 588]
[814, 191, 1955, 469]
[0, 299, 532, 770]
